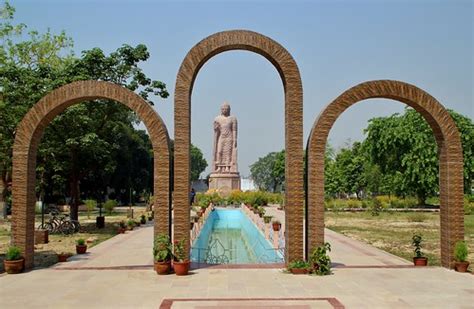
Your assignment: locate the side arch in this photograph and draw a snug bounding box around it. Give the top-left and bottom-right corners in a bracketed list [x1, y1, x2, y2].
[306, 80, 464, 268]
[12, 80, 171, 269]
[174, 30, 304, 262]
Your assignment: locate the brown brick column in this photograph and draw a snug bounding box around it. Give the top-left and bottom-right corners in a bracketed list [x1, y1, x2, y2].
[306, 80, 464, 268]
[12, 81, 170, 269]
[174, 30, 304, 263]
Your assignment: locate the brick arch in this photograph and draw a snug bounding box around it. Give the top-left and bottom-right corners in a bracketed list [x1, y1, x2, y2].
[306, 80, 464, 268]
[174, 30, 304, 262]
[12, 80, 171, 269]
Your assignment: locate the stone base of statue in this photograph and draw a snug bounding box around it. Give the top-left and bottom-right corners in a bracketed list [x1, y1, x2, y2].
[208, 173, 241, 194]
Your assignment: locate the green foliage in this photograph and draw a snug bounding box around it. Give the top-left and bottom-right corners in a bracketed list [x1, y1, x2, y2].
[119, 220, 126, 228]
[412, 234, 424, 258]
[172, 239, 187, 262]
[127, 219, 135, 227]
[103, 199, 117, 215]
[76, 238, 85, 246]
[0, 3, 169, 221]
[287, 259, 310, 270]
[153, 234, 172, 262]
[84, 199, 97, 219]
[263, 215, 273, 224]
[250, 150, 285, 192]
[309, 242, 332, 275]
[454, 241, 468, 262]
[5, 245, 21, 260]
[369, 198, 383, 216]
[190, 144, 207, 181]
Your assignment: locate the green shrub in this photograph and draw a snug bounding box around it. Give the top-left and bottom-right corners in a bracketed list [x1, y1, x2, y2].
[153, 234, 172, 262]
[346, 199, 362, 208]
[369, 198, 383, 216]
[263, 215, 273, 224]
[76, 238, 86, 246]
[309, 242, 332, 275]
[454, 241, 468, 262]
[84, 199, 97, 219]
[5, 246, 22, 261]
[287, 260, 310, 270]
[103, 199, 117, 215]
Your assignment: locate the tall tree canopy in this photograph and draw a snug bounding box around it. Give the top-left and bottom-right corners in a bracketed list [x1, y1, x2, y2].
[0, 2, 170, 219]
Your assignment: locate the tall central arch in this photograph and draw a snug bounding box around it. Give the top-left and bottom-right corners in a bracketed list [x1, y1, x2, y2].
[174, 30, 304, 263]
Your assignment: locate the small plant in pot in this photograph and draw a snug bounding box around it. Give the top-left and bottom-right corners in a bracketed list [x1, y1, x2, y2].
[118, 221, 127, 234]
[76, 238, 87, 254]
[172, 239, 190, 276]
[257, 207, 265, 218]
[272, 220, 282, 232]
[309, 242, 332, 275]
[140, 214, 146, 225]
[3, 246, 24, 274]
[412, 234, 428, 266]
[287, 260, 310, 274]
[127, 219, 135, 230]
[263, 215, 273, 224]
[453, 241, 469, 272]
[153, 234, 172, 275]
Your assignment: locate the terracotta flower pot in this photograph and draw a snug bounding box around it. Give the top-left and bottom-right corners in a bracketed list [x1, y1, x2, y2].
[154, 261, 171, 275]
[76, 245, 87, 254]
[272, 223, 281, 232]
[290, 268, 308, 275]
[173, 260, 190, 276]
[57, 253, 70, 262]
[3, 258, 24, 274]
[118, 227, 126, 234]
[454, 261, 470, 273]
[413, 257, 428, 266]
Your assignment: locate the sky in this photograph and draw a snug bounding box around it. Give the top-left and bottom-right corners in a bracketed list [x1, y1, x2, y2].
[9, 0, 473, 177]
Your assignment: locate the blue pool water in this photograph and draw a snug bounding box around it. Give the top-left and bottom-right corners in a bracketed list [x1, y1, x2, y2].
[191, 209, 283, 264]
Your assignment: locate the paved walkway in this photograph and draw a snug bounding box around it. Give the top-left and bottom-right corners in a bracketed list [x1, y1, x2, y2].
[1, 222, 473, 308]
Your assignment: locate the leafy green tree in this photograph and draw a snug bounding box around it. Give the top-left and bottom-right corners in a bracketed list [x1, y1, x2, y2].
[190, 144, 208, 181]
[0, 3, 169, 220]
[250, 150, 285, 192]
[363, 108, 474, 204]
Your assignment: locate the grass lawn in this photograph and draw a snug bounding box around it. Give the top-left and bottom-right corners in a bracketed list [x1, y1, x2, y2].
[326, 211, 474, 270]
[0, 207, 150, 272]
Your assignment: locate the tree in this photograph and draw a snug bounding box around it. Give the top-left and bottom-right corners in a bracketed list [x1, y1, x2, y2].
[190, 145, 207, 181]
[363, 107, 474, 204]
[250, 150, 285, 192]
[0, 3, 169, 219]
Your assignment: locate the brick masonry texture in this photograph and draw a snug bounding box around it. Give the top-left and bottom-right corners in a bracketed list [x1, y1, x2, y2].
[174, 30, 304, 262]
[12, 81, 170, 269]
[307, 80, 464, 269]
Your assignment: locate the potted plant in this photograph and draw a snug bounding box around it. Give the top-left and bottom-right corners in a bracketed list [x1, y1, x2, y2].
[287, 260, 310, 274]
[272, 220, 282, 232]
[57, 252, 72, 262]
[76, 238, 87, 254]
[454, 241, 469, 272]
[118, 221, 126, 234]
[172, 239, 190, 276]
[263, 215, 273, 224]
[3, 246, 24, 274]
[148, 212, 153, 221]
[153, 234, 172, 275]
[309, 242, 332, 275]
[140, 214, 146, 224]
[127, 219, 135, 230]
[135, 220, 141, 227]
[257, 207, 265, 218]
[412, 234, 428, 266]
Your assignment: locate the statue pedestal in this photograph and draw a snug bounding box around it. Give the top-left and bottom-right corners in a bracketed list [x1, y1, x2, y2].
[208, 173, 241, 193]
